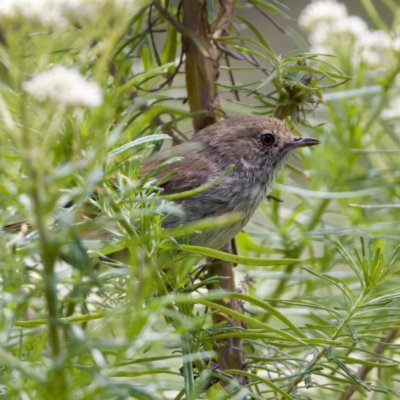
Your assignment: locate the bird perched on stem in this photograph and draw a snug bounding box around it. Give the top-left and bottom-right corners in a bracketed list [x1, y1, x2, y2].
[3, 116, 319, 251]
[141, 115, 320, 249]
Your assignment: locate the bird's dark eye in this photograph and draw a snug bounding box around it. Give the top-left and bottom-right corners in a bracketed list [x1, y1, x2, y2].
[260, 133, 275, 147]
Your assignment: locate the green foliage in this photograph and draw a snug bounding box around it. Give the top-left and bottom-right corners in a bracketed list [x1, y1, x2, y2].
[0, 1, 400, 399]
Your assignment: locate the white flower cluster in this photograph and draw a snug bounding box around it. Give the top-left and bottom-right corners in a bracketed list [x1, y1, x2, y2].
[0, 0, 144, 26]
[22, 66, 103, 108]
[298, 0, 348, 34]
[0, 0, 68, 27]
[381, 96, 400, 120]
[59, 0, 98, 24]
[358, 29, 394, 69]
[299, 0, 400, 69]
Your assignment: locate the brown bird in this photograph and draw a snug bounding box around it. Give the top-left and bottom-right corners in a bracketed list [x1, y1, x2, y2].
[3, 116, 319, 250]
[140, 115, 319, 249]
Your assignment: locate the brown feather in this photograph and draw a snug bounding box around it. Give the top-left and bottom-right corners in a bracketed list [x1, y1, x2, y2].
[140, 141, 209, 195]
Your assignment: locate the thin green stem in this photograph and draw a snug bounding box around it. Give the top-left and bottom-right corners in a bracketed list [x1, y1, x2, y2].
[382, 0, 398, 13]
[360, 0, 387, 30]
[362, 67, 400, 135]
[20, 93, 66, 396]
[181, 332, 195, 399]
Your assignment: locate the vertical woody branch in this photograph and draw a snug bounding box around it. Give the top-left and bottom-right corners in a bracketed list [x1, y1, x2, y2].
[182, 0, 218, 131]
[181, 0, 244, 378]
[206, 241, 244, 374]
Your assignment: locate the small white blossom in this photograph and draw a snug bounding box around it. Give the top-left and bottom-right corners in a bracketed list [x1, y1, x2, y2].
[393, 38, 400, 52]
[309, 15, 368, 50]
[300, 1, 400, 71]
[392, 27, 400, 52]
[108, 0, 145, 11]
[0, 0, 67, 26]
[0, 0, 146, 26]
[360, 30, 393, 51]
[60, 0, 97, 24]
[61, 0, 144, 24]
[381, 96, 400, 120]
[0, 0, 18, 19]
[22, 66, 103, 108]
[334, 16, 368, 42]
[359, 30, 394, 68]
[299, 0, 348, 33]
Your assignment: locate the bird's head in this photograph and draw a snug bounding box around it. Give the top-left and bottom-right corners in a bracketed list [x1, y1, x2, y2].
[193, 116, 320, 173]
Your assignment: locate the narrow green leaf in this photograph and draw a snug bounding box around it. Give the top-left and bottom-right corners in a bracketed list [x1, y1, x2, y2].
[364, 287, 400, 306]
[336, 241, 364, 286]
[251, 70, 279, 93]
[275, 184, 383, 199]
[285, 163, 310, 180]
[211, 331, 341, 346]
[280, 299, 341, 316]
[303, 268, 356, 306]
[15, 312, 104, 327]
[376, 265, 400, 286]
[118, 63, 174, 93]
[181, 333, 195, 399]
[236, 15, 275, 58]
[250, 0, 283, 15]
[323, 85, 382, 101]
[160, 213, 244, 240]
[336, 356, 397, 368]
[113, 369, 181, 377]
[214, 35, 273, 58]
[174, 298, 307, 345]
[161, 23, 178, 71]
[371, 247, 382, 280]
[286, 28, 309, 52]
[180, 245, 300, 266]
[225, 370, 296, 400]
[333, 358, 371, 391]
[360, 237, 367, 259]
[286, 65, 349, 81]
[349, 203, 400, 208]
[385, 245, 400, 267]
[362, 257, 369, 288]
[231, 44, 272, 62]
[360, 0, 388, 30]
[107, 134, 171, 157]
[204, 292, 307, 337]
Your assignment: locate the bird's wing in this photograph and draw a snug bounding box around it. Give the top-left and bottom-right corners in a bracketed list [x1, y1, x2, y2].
[2, 141, 209, 233]
[157, 169, 208, 196]
[140, 141, 211, 196]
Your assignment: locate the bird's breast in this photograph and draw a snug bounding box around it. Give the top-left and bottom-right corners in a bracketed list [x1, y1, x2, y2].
[209, 169, 268, 222]
[163, 169, 271, 248]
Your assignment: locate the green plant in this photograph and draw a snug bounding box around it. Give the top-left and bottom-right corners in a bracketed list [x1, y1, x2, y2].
[1, 1, 400, 399]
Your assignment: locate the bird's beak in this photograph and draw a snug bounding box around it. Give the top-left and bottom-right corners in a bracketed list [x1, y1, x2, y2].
[291, 136, 320, 148]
